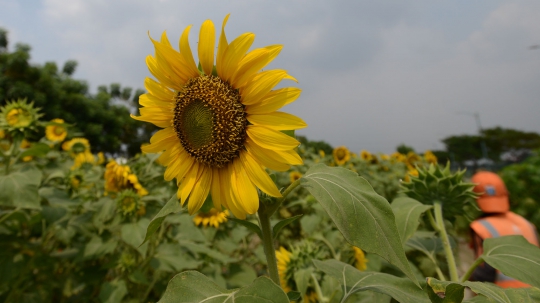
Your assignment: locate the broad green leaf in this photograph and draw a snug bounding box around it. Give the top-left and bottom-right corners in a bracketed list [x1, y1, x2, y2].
[464, 281, 539, 303]
[83, 236, 117, 259]
[121, 218, 150, 256]
[313, 259, 429, 303]
[181, 242, 236, 264]
[19, 142, 50, 158]
[287, 291, 301, 301]
[141, 195, 182, 246]
[0, 165, 42, 209]
[152, 243, 201, 272]
[158, 271, 289, 303]
[294, 268, 313, 298]
[39, 187, 77, 207]
[99, 280, 127, 303]
[425, 277, 465, 303]
[481, 235, 540, 289]
[391, 197, 432, 244]
[303, 164, 418, 285]
[228, 264, 257, 288]
[228, 217, 262, 238]
[273, 214, 302, 239]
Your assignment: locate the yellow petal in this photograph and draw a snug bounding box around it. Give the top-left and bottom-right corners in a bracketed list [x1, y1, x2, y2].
[141, 128, 177, 153]
[247, 112, 307, 130]
[274, 149, 303, 165]
[179, 25, 200, 77]
[244, 139, 290, 171]
[145, 57, 183, 94]
[157, 143, 181, 166]
[230, 159, 259, 215]
[149, 36, 191, 87]
[210, 168, 223, 211]
[187, 167, 212, 214]
[131, 113, 171, 128]
[220, 165, 245, 219]
[144, 77, 176, 101]
[139, 93, 172, 108]
[240, 151, 282, 197]
[198, 20, 215, 76]
[160, 31, 172, 47]
[245, 88, 301, 114]
[216, 14, 230, 77]
[241, 70, 291, 105]
[246, 125, 300, 150]
[231, 48, 270, 88]
[221, 33, 255, 82]
[178, 161, 201, 204]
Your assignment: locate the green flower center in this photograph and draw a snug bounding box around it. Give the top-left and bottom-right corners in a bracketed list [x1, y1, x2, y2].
[7, 108, 32, 127]
[53, 125, 66, 136]
[173, 75, 246, 168]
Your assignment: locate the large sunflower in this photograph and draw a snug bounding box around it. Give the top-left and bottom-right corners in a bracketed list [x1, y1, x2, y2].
[132, 15, 306, 219]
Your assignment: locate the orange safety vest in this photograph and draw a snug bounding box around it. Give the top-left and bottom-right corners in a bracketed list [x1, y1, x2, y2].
[470, 211, 539, 288]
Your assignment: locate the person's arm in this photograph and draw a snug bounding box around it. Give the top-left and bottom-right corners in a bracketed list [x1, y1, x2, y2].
[469, 232, 496, 282]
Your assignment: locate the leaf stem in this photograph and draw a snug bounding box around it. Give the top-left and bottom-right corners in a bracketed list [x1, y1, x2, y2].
[257, 204, 280, 286]
[311, 273, 327, 303]
[433, 201, 459, 281]
[266, 178, 302, 217]
[460, 256, 484, 283]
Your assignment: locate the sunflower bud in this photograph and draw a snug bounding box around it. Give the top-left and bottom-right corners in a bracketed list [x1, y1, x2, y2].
[400, 163, 478, 218]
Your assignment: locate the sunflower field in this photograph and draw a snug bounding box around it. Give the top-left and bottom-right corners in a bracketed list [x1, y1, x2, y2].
[2, 15, 540, 303]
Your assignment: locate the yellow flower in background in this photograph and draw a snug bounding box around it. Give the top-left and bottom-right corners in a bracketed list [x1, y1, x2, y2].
[45, 118, 67, 142]
[117, 190, 145, 216]
[193, 208, 229, 228]
[97, 152, 106, 165]
[289, 171, 302, 183]
[406, 151, 420, 166]
[360, 150, 373, 162]
[380, 154, 390, 161]
[424, 150, 438, 164]
[20, 139, 33, 162]
[62, 138, 91, 155]
[0, 99, 42, 132]
[276, 247, 293, 293]
[132, 15, 306, 219]
[71, 151, 96, 169]
[318, 150, 325, 158]
[104, 160, 148, 196]
[353, 246, 368, 271]
[404, 167, 419, 182]
[333, 146, 350, 165]
[0, 129, 5, 139]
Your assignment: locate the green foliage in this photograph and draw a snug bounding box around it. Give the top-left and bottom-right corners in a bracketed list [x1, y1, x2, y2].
[397, 143, 416, 155]
[297, 135, 333, 156]
[500, 150, 540, 228]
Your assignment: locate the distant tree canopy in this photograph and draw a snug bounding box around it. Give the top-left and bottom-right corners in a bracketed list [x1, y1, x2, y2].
[441, 127, 540, 164]
[297, 135, 333, 155]
[396, 144, 415, 155]
[0, 28, 156, 156]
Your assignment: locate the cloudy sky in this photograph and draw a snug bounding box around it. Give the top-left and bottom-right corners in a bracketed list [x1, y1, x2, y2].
[1, 0, 540, 154]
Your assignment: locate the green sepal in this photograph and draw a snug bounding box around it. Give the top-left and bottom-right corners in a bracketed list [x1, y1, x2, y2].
[273, 215, 302, 239]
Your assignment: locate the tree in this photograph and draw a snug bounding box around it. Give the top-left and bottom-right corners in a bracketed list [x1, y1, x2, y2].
[396, 144, 415, 155]
[297, 135, 333, 155]
[0, 28, 156, 156]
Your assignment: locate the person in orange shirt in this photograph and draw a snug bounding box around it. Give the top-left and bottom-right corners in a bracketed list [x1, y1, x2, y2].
[469, 171, 539, 288]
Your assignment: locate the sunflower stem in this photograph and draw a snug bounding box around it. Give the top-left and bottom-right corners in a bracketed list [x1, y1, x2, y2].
[257, 205, 281, 286]
[460, 256, 484, 283]
[434, 201, 459, 281]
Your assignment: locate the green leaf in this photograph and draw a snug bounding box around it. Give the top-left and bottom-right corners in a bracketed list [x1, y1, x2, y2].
[273, 214, 302, 239]
[181, 242, 236, 264]
[302, 164, 418, 285]
[152, 243, 202, 272]
[19, 142, 50, 158]
[294, 268, 313, 298]
[228, 264, 257, 288]
[158, 271, 289, 303]
[391, 197, 432, 244]
[287, 291, 301, 301]
[39, 187, 76, 207]
[481, 235, 540, 289]
[425, 277, 465, 303]
[0, 165, 42, 209]
[141, 195, 182, 246]
[228, 217, 262, 238]
[99, 279, 127, 303]
[121, 219, 150, 256]
[463, 281, 540, 303]
[313, 259, 429, 303]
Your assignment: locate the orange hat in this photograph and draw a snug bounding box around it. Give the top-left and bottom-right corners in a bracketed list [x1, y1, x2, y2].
[471, 171, 509, 213]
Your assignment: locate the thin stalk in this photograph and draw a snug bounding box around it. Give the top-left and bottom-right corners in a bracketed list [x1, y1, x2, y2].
[434, 264, 447, 281]
[311, 273, 327, 303]
[0, 208, 20, 225]
[426, 210, 439, 232]
[266, 178, 302, 217]
[433, 201, 459, 281]
[460, 256, 484, 283]
[257, 205, 280, 285]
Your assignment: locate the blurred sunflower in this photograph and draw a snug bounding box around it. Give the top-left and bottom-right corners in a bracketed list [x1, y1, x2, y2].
[117, 190, 145, 216]
[276, 244, 321, 302]
[406, 151, 420, 167]
[193, 208, 229, 228]
[352, 246, 368, 271]
[0, 99, 42, 132]
[391, 152, 407, 163]
[318, 150, 325, 158]
[45, 118, 68, 142]
[71, 151, 96, 169]
[20, 139, 33, 162]
[62, 138, 91, 155]
[289, 171, 302, 183]
[104, 160, 148, 196]
[360, 150, 372, 162]
[333, 146, 350, 166]
[132, 15, 306, 219]
[404, 167, 419, 182]
[424, 150, 438, 164]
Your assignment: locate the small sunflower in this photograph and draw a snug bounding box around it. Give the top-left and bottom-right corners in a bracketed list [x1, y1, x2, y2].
[62, 138, 91, 155]
[117, 190, 145, 216]
[276, 246, 293, 293]
[45, 118, 68, 142]
[20, 139, 33, 162]
[404, 168, 419, 182]
[97, 152, 106, 165]
[104, 160, 148, 196]
[318, 150, 325, 158]
[406, 151, 420, 166]
[352, 246, 368, 271]
[360, 150, 373, 162]
[333, 146, 350, 165]
[0, 99, 42, 133]
[193, 208, 229, 228]
[391, 152, 407, 163]
[424, 150, 438, 164]
[289, 171, 302, 183]
[132, 15, 306, 219]
[71, 151, 96, 169]
[380, 154, 390, 161]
